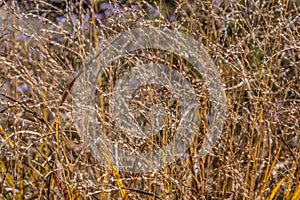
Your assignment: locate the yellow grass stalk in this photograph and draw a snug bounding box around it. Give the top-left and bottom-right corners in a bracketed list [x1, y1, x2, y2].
[266, 177, 286, 200]
[290, 183, 300, 200]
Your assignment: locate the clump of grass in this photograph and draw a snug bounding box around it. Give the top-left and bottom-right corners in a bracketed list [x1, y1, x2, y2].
[0, 0, 299, 199]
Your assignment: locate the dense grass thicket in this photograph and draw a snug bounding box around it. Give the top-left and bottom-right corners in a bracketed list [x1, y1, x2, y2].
[0, 0, 299, 199]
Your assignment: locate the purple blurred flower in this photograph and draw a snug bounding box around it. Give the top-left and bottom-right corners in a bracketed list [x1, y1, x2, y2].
[18, 34, 30, 42]
[113, 4, 121, 12]
[226, 26, 232, 35]
[149, 6, 160, 17]
[149, 6, 156, 13]
[17, 84, 30, 92]
[213, 0, 222, 8]
[82, 14, 89, 22]
[100, 2, 110, 10]
[70, 31, 76, 39]
[69, 14, 79, 26]
[104, 9, 112, 17]
[73, 70, 80, 78]
[276, 102, 282, 110]
[169, 15, 175, 22]
[183, 152, 188, 160]
[53, 34, 64, 43]
[206, 114, 211, 120]
[95, 13, 104, 20]
[30, 48, 38, 56]
[100, 2, 122, 17]
[108, 175, 114, 182]
[0, 48, 5, 54]
[132, 5, 140, 11]
[199, 64, 205, 71]
[22, 120, 28, 127]
[57, 16, 66, 24]
[113, 4, 125, 19]
[1, 34, 9, 40]
[136, 19, 142, 27]
[83, 24, 89, 32]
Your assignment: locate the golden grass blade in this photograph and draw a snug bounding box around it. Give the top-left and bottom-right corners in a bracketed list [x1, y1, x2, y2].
[258, 144, 283, 198]
[266, 177, 286, 200]
[290, 184, 300, 200]
[0, 126, 14, 149]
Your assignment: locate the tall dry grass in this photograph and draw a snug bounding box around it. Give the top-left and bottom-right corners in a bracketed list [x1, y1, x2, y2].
[0, 0, 299, 199]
